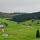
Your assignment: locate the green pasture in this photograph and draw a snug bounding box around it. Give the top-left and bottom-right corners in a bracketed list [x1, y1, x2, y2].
[0, 18, 40, 40]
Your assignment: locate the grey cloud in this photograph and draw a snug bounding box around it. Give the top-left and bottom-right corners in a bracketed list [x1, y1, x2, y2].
[0, 0, 40, 13]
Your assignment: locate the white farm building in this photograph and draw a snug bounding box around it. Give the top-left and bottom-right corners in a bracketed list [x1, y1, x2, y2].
[0, 22, 4, 28]
[0, 22, 5, 32]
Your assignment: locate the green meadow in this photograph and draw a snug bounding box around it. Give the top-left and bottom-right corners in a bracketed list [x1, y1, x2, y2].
[0, 18, 40, 40]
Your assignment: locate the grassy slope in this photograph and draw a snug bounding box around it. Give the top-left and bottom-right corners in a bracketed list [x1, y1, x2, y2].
[0, 18, 40, 40]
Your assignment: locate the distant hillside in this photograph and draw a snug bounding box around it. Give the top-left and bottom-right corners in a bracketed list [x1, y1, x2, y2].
[0, 12, 40, 19]
[0, 12, 23, 18]
[10, 12, 40, 22]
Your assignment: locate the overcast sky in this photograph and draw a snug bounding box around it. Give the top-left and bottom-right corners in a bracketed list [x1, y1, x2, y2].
[0, 0, 40, 13]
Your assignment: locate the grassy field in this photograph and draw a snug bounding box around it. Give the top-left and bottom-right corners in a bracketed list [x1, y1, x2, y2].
[0, 18, 40, 40]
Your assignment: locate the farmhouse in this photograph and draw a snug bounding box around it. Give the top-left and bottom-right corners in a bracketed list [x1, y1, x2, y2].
[0, 22, 4, 28]
[0, 22, 5, 32]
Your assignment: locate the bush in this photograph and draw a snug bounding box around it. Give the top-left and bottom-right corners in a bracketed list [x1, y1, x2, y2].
[36, 30, 39, 38]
